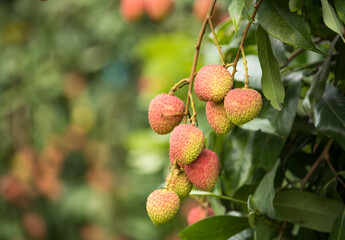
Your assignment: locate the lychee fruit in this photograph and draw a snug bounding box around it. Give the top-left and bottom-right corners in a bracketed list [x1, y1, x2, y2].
[206, 101, 235, 134]
[166, 169, 192, 201]
[120, 0, 145, 22]
[194, 65, 232, 102]
[148, 93, 185, 135]
[224, 88, 262, 125]
[187, 206, 214, 225]
[145, 0, 174, 21]
[146, 189, 180, 225]
[169, 124, 204, 165]
[184, 149, 220, 191]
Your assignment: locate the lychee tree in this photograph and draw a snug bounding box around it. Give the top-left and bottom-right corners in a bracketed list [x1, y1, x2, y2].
[144, 0, 345, 239]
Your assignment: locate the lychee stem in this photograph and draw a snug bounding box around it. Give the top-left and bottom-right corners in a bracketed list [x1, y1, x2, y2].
[166, 160, 178, 188]
[190, 192, 247, 205]
[241, 47, 249, 89]
[208, 18, 225, 67]
[169, 78, 189, 95]
[184, 0, 218, 124]
[230, 0, 263, 80]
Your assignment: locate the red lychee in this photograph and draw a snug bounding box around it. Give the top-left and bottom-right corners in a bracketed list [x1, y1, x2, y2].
[187, 205, 214, 225]
[169, 124, 204, 165]
[194, 65, 232, 102]
[145, 0, 174, 21]
[193, 0, 220, 22]
[148, 93, 185, 135]
[146, 189, 180, 225]
[224, 88, 262, 125]
[206, 101, 235, 134]
[184, 149, 220, 191]
[120, 0, 145, 22]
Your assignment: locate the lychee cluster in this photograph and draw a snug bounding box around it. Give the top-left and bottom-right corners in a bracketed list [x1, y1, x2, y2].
[120, 0, 174, 22]
[146, 93, 221, 225]
[194, 65, 262, 134]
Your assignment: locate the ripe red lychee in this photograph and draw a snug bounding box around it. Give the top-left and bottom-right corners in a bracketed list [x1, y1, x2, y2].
[146, 189, 180, 225]
[145, 0, 174, 21]
[166, 169, 192, 201]
[120, 0, 145, 22]
[206, 101, 235, 134]
[184, 149, 220, 191]
[194, 65, 232, 102]
[224, 88, 262, 125]
[148, 93, 185, 135]
[193, 0, 220, 22]
[169, 124, 204, 165]
[187, 206, 214, 225]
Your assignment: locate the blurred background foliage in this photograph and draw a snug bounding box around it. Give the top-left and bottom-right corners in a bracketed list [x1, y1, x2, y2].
[0, 0, 231, 239]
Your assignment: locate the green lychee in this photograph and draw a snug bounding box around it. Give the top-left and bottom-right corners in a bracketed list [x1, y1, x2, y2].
[224, 88, 262, 125]
[184, 149, 220, 191]
[148, 93, 185, 135]
[206, 101, 235, 134]
[194, 65, 232, 102]
[166, 169, 192, 201]
[169, 124, 204, 165]
[146, 189, 180, 225]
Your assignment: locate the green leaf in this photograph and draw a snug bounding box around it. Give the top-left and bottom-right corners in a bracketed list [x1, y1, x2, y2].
[301, 36, 337, 113]
[210, 19, 235, 45]
[314, 84, 345, 150]
[254, 217, 279, 240]
[258, 0, 322, 53]
[253, 160, 280, 219]
[321, 0, 345, 43]
[335, 0, 345, 25]
[274, 190, 345, 232]
[228, 0, 246, 35]
[256, 25, 285, 110]
[329, 209, 345, 240]
[179, 216, 249, 240]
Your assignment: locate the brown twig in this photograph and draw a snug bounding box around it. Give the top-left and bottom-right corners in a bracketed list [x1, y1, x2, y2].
[184, 0, 218, 124]
[278, 222, 288, 240]
[231, 0, 263, 79]
[300, 139, 334, 191]
[169, 78, 189, 94]
[325, 154, 345, 189]
[208, 18, 225, 66]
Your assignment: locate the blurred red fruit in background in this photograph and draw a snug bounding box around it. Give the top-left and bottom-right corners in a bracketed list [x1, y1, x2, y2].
[145, 0, 174, 21]
[120, 0, 145, 22]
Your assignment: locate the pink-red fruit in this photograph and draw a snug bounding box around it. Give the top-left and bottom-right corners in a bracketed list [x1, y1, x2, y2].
[185, 149, 220, 191]
[224, 88, 262, 125]
[169, 124, 204, 165]
[146, 189, 180, 225]
[206, 101, 235, 134]
[193, 0, 220, 22]
[148, 93, 185, 135]
[187, 206, 214, 225]
[120, 0, 145, 22]
[194, 65, 232, 102]
[145, 0, 174, 21]
[166, 169, 192, 201]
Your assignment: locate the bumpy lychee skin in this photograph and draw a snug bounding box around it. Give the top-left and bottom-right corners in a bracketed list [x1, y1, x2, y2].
[224, 88, 262, 125]
[148, 93, 185, 135]
[187, 206, 214, 225]
[185, 149, 220, 191]
[166, 169, 192, 201]
[169, 124, 204, 165]
[194, 65, 232, 102]
[146, 189, 180, 225]
[206, 101, 235, 134]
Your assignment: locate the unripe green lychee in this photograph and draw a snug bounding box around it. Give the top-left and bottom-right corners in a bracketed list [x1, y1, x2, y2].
[166, 169, 192, 201]
[206, 101, 235, 134]
[194, 65, 232, 102]
[169, 124, 204, 165]
[148, 93, 185, 135]
[187, 206, 214, 225]
[185, 149, 220, 191]
[224, 88, 262, 125]
[146, 189, 180, 225]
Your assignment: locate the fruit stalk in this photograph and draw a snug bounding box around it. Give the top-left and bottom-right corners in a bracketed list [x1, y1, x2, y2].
[240, 46, 249, 88]
[231, 0, 263, 79]
[208, 18, 225, 66]
[184, 0, 218, 124]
